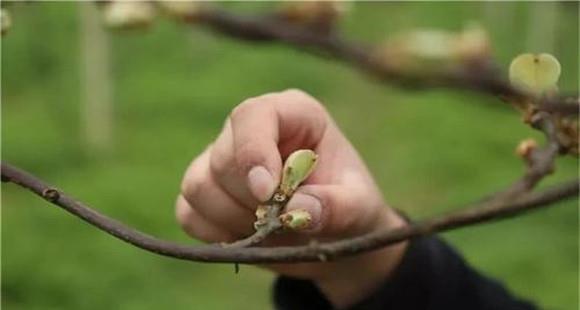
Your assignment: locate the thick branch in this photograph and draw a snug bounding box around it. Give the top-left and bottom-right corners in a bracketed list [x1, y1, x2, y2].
[2, 162, 577, 264]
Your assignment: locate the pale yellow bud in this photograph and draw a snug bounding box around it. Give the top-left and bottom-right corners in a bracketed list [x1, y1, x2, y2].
[103, 1, 156, 30]
[515, 138, 538, 159]
[279, 1, 350, 25]
[454, 23, 490, 61]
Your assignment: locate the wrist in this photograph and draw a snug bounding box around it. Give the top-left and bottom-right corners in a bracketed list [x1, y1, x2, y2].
[313, 208, 408, 309]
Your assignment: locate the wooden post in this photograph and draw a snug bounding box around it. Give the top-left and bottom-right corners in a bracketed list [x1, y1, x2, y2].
[79, 2, 113, 156]
[525, 2, 558, 54]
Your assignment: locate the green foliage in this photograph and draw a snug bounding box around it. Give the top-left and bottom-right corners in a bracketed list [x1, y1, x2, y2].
[2, 2, 578, 309]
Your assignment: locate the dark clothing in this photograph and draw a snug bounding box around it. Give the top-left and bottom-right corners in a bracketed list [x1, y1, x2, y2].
[273, 237, 535, 310]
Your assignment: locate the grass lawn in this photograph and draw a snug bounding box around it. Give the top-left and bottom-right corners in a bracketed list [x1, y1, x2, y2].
[2, 2, 578, 309]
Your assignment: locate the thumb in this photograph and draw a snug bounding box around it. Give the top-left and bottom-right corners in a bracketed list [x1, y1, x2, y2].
[284, 183, 383, 238]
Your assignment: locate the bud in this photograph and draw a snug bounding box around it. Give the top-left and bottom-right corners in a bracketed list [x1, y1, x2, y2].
[515, 138, 538, 159]
[279, 149, 318, 196]
[103, 1, 156, 30]
[373, 29, 455, 74]
[157, 1, 203, 20]
[253, 205, 268, 230]
[278, 1, 350, 27]
[454, 23, 490, 61]
[1, 8, 11, 36]
[555, 118, 579, 156]
[279, 209, 312, 230]
[509, 53, 561, 97]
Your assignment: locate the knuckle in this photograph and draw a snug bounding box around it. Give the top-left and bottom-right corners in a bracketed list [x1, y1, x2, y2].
[175, 201, 215, 242]
[175, 197, 195, 234]
[230, 97, 262, 120]
[209, 147, 228, 177]
[282, 89, 325, 109]
[181, 149, 212, 202]
[320, 194, 364, 236]
[235, 141, 265, 173]
[180, 171, 202, 203]
[281, 88, 309, 99]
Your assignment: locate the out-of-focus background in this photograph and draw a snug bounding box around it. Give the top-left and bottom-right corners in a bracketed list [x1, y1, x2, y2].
[2, 2, 578, 309]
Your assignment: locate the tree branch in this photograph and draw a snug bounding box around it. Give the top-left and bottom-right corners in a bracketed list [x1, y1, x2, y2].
[193, 8, 578, 113]
[2, 162, 577, 264]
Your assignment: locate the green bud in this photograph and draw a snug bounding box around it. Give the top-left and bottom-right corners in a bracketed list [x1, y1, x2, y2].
[280, 209, 312, 230]
[279, 149, 318, 195]
[509, 53, 561, 97]
[1, 9, 11, 36]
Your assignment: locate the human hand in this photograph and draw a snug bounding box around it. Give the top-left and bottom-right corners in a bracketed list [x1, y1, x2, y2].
[176, 89, 407, 308]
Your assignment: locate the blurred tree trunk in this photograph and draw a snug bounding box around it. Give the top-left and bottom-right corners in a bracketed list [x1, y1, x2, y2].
[79, 3, 113, 156]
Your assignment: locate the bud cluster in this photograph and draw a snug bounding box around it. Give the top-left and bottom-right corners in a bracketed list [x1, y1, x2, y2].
[372, 23, 491, 75]
[508, 53, 578, 156]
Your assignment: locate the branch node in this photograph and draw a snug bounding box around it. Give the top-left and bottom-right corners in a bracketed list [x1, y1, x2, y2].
[42, 188, 60, 202]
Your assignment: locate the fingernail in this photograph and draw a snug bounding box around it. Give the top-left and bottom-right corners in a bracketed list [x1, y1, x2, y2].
[285, 193, 322, 230]
[247, 166, 276, 202]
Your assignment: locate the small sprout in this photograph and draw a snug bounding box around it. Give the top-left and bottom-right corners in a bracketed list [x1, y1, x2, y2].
[280, 209, 312, 230]
[157, 1, 204, 20]
[1, 8, 11, 36]
[515, 138, 538, 160]
[255, 205, 267, 221]
[279, 149, 318, 196]
[509, 53, 561, 97]
[103, 1, 156, 30]
[253, 205, 269, 230]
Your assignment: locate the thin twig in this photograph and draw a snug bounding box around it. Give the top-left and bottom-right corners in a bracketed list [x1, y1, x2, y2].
[2, 162, 577, 263]
[223, 197, 285, 248]
[486, 112, 560, 203]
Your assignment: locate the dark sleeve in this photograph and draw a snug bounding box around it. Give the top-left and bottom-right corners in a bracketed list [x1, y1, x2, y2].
[272, 236, 536, 310]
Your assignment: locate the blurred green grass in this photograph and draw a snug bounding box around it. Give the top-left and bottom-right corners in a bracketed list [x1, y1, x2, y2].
[2, 2, 578, 309]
